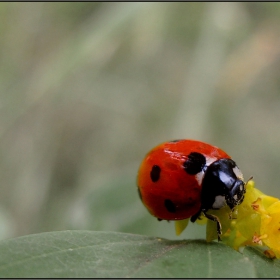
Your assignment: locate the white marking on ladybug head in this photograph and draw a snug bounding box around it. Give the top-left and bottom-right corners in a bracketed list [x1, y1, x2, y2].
[232, 166, 244, 181]
[195, 171, 204, 186]
[212, 195, 226, 209]
[206, 156, 217, 167]
[195, 156, 218, 185]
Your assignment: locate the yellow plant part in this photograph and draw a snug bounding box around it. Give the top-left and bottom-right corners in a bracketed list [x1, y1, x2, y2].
[174, 180, 280, 259]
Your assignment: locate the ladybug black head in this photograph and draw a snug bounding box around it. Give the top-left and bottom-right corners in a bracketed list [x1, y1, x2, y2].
[226, 179, 245, 209]
[199, 158, 246, 212]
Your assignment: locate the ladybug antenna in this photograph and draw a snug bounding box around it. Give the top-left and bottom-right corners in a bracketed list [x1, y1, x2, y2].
[245, 176, 254, 186]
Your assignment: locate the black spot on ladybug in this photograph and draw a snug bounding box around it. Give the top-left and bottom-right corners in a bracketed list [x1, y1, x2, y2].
[188, 197, 194, 203]
[157, 218, 162, 221]
[137, 187, 142, 201]
[169, 139, 182, 143]
[183, 152, 206, 175]
[150, 165, 161, 182]
[164, 199, 176, 213]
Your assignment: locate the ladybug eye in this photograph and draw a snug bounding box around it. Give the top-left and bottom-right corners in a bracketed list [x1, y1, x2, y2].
[229, 180, 246, 207]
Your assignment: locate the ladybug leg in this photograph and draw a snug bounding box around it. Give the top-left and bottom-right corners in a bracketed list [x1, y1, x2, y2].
[190, 210, 202, 223]
[228, 208, 237, 220]
[202, 211, 222, 241]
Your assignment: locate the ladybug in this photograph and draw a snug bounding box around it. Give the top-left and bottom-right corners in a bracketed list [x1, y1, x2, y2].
[137, 139, 246, 241]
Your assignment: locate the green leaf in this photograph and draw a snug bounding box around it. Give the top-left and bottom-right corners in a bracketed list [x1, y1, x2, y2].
[0, 230, 279, 278]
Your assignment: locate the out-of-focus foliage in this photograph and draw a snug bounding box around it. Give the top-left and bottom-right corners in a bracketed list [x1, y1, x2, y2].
[0, 2, 280, 241]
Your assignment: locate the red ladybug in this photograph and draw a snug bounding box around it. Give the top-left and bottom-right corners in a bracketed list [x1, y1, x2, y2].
[137, 139, 246, 240]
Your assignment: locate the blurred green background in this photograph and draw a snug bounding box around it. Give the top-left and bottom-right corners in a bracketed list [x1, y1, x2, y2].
[0, 2, 280, 241]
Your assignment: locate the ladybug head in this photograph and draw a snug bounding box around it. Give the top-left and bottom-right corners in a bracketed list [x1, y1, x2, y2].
[201, 158, 246, 211]
[226, 178, 245, 210]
